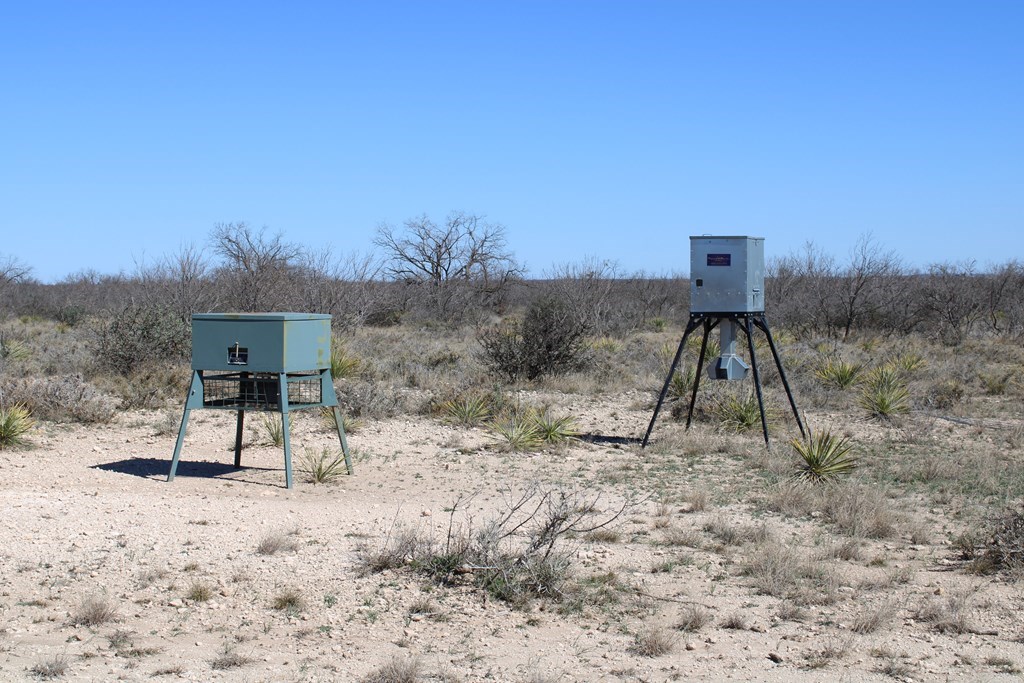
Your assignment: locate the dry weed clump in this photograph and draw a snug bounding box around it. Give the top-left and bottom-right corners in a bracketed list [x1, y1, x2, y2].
[210, 644, 252, 670]
[628, 625, 677, 657]
[676, 604, 714, 632]
[741, 541, 838, 605]
[256, 529, 301, 556]
[358, 486, 627, 609]
[29, 654, 69, 679]
[360, 656, 422, 683]
[914, 588, 977, 634]
[70, 594, 119, 626]
[819, 483, 899, 538]
[850, 599, 899, 634]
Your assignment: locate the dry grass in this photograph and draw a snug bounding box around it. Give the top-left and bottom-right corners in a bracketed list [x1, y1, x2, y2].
[69, 594, 118, 626]
[851, 599, 899, 634]
[29, 654, 69, 679]
[256, 529, 301, 556]
[271, 588, 307, 613]
[676, 604, 714, 632]
[210, 644, 252, 670]
[361, 656, 423, 683]
[628, 625, 676, 657]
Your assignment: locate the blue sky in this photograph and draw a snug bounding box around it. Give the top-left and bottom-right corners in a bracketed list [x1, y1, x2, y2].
[2, 1, 1021, 282]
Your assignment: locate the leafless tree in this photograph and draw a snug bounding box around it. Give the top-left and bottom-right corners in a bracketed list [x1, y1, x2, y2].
[374, 212, 523, 321]
[834, 233, 904, 340]
[0, 255, 31, 302]
[294, 248, 390, 329]
[135, 244, 218, 324]
[915, 260, 985, 344]
[765, 242, 838, 335]
[210, 223, 303, 311]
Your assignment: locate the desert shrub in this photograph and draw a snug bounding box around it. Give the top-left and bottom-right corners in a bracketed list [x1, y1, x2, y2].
[0, 375, 116, 423]
[94, 304, 189, 375]
[337, 379, 413, 418]
[359, 485, 627, 609]
[927, 379, 965, 410]
[0, 403, 34, 449]
[478, 296, 591, 382]
[975, 507, 1024, 573]
[185, 581, 213, 603]
[791, 428, 857, 483]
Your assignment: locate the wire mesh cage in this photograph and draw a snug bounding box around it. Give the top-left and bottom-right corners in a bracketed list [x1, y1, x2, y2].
[200, 372, 322, 410]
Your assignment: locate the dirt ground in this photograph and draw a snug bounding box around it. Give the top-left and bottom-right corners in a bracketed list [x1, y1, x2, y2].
[2, 390, 1023, 682]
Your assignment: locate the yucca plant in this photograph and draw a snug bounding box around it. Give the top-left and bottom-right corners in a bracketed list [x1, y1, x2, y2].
[714, 392, 765, 432]
[531, 410, 580, 445]
[298, 447, 349, 484]
[814, 358, 864, 389]
[330, 345, 361, 380]
[887, 352, 926, 373]
[487, 416, 542, 452]
[859, 366, 910, 419]
[0, 338, 31, 362]
[792, 428, 857, 483]
[0, 403, 35, 450]
[667, 366, 698, 402]
[259, 413, 285, 447]
[440, 394, 492, 426]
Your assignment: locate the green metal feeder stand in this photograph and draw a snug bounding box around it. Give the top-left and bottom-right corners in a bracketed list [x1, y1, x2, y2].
[167, 312, 352, 488]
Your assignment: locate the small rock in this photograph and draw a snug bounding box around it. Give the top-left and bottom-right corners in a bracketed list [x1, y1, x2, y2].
[934, 587, 944, 595]
[768, 652, 784, 663]
[686, 642, 696, 651]
[421, 510, 431, 517]
[168, 599, 183, 608]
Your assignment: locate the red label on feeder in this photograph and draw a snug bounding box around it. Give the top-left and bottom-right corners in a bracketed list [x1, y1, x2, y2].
[707, 253, 731, 266]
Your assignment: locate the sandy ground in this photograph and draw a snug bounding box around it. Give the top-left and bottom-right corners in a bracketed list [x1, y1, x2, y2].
[2, 391, 1023, 682]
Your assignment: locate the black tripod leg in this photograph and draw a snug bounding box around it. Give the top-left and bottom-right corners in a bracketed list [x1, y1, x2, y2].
[743, 317, 770, 447]
[685, 319, 716, 430]
[642, 317, 701, 448]
[754, 316, 806, 438]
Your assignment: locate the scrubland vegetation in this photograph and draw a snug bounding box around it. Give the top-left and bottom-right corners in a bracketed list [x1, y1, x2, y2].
[1, 221, 1023, 680]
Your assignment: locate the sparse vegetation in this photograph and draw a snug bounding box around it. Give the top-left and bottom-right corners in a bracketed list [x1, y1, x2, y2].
[0, 403, 34, 449]
[361, 656, 422, 683]
[29, 654, 69, 679]
[68, 594, 118, 627]
[791, 427, 857, 483]
[256, 529, 301, 556]
[298, 446, 350, 484]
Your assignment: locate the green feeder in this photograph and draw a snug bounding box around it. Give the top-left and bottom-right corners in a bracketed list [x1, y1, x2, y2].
[168, 313, 352, 488]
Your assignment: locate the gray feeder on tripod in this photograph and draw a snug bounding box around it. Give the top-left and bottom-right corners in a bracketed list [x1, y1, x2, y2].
[167, 313, 352, 488]
[642, 236, 804, 447]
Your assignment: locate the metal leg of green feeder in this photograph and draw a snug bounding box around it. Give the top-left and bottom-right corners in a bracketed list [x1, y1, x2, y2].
[233, 410, 245, 468]
[168, 370, 201, 482]
[279, 373, 293, 489]
[332, 406, 353, 474]
[168, 407, 191, 482]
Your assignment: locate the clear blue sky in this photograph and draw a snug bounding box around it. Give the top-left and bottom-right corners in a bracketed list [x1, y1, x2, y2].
[2, 1, 1021, 283]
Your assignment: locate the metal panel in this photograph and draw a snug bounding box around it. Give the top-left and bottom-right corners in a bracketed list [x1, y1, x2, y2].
[689, 236, 765, 313]
[191, 313, 331, 372]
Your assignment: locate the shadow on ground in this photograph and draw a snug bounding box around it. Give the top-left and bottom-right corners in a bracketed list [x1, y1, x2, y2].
[579, 433, 641, 447]
[93, 457, 280, 486]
